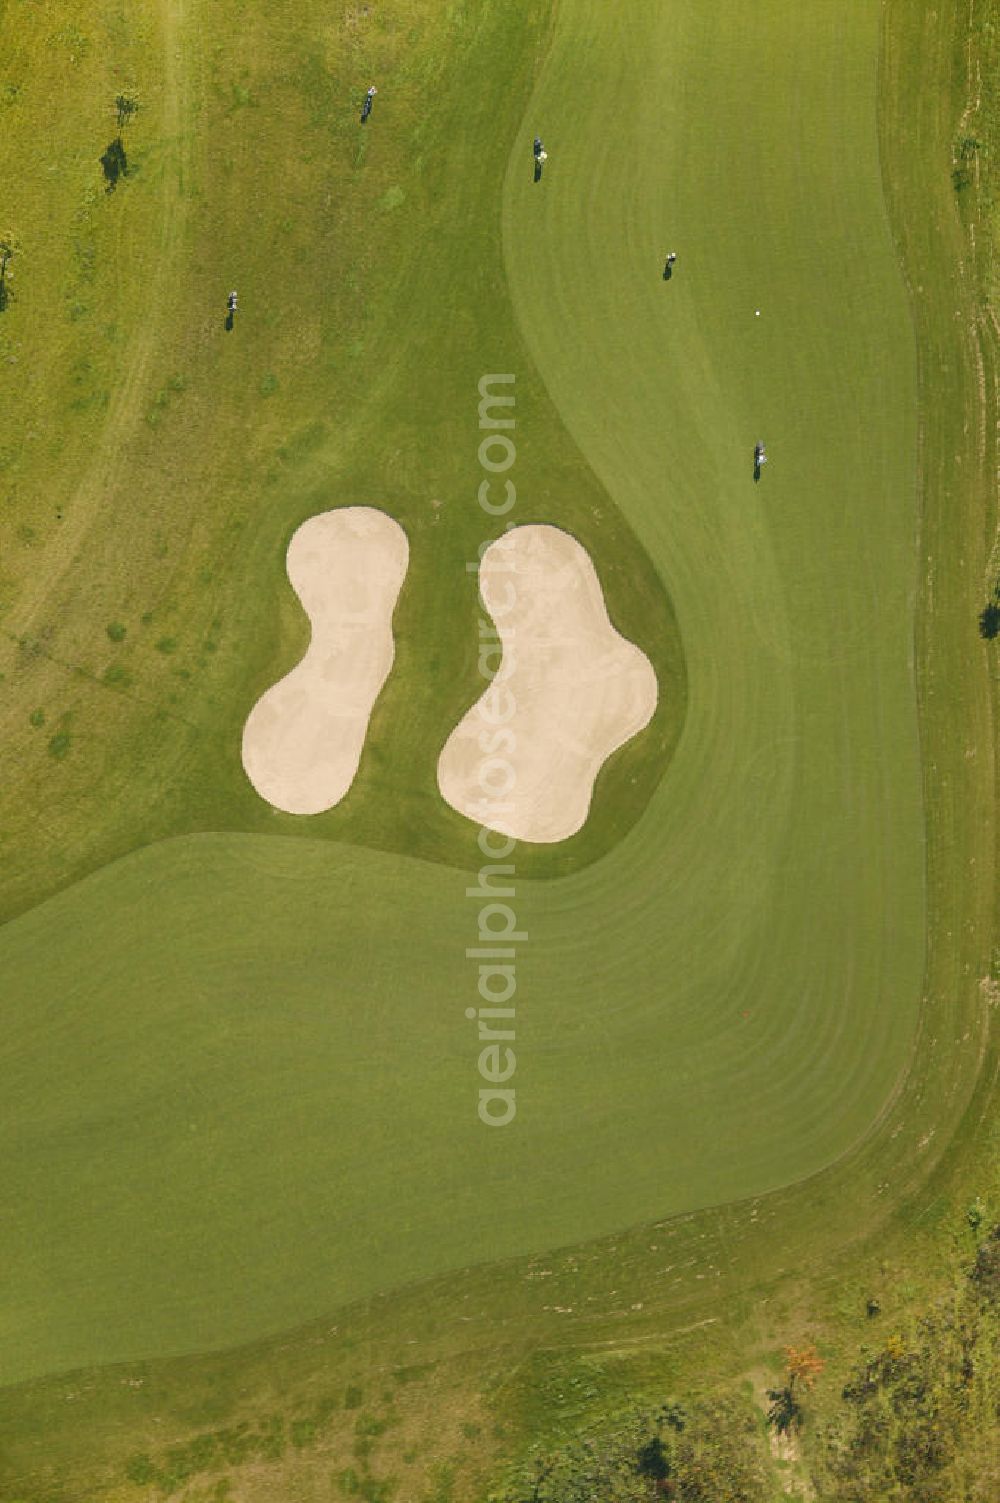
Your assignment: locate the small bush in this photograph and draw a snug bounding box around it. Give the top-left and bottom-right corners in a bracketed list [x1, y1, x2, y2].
[979, 602, 1000, 639]
[155, 636, 178, 654]
[100, 137, 127, 190]
[344, 1384, 363, 1409]
[124, 1454, 157, 1486]
[426, 1462, 455, 1503]
[258, 1415, 285, 1461]
[47, 731, 71, 759]
[106, 621, 126, 642]
[970, 1225, 1000, 1300]
[636, 1434, 669, 1480]
[28, 707, 44, 728]
[291, 1416, 318, 1448]
[359, 1477, 395, 1502]
[217, 1425, 254, 1465]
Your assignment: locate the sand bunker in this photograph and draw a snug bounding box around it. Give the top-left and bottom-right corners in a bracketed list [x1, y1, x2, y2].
[242, 507, 408, 815]
[438, 524, 658, 843]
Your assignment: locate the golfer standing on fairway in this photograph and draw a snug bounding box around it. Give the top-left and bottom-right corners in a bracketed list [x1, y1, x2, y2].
[529, 136, 547, 179]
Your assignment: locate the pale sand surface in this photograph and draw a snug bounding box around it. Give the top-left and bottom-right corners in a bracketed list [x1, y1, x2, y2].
[438, 524, 658, 842]
[242, 508, 409, 815]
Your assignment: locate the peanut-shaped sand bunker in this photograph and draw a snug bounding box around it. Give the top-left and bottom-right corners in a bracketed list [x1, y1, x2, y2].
[242, 507, 409, 815]
[438, 524, 658, 843]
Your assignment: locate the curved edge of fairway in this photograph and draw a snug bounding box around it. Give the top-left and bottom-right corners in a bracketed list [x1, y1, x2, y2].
[0, 0, 963, 1396]
[499, 0, 935, 1219]
[0, 10, 996, 1492]
[0, 0, 690, 928]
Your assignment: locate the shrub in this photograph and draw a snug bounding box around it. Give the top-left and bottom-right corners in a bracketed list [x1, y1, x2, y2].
[360, 1477, 395, 1502]
[500, 1400, 768, 1503]
[106, 621, 126, 642]
[636, 1434, 669, 1480]
[979, 602, 1000, 639]
[970, 1226, 1000, 1301]
[124, 1453, 157, 1486]
[355, 1412, 389, 1438]
[291, 1416, 318, 1448]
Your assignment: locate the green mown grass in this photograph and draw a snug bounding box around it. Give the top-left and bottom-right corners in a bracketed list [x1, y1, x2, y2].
[0, 0, 996, 1498]
[0, 0, 938, 1380]
[0, 0, 684, 925]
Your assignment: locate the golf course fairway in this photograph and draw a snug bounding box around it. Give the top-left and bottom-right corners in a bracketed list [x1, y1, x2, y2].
[0, 0, 926, 1389]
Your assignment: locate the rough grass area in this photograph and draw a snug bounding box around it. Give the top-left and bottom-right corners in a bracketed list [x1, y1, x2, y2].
[0, 0, 685, 925]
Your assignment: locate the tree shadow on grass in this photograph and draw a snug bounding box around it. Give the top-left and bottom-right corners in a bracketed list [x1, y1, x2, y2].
[100, 138, 128, 192]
